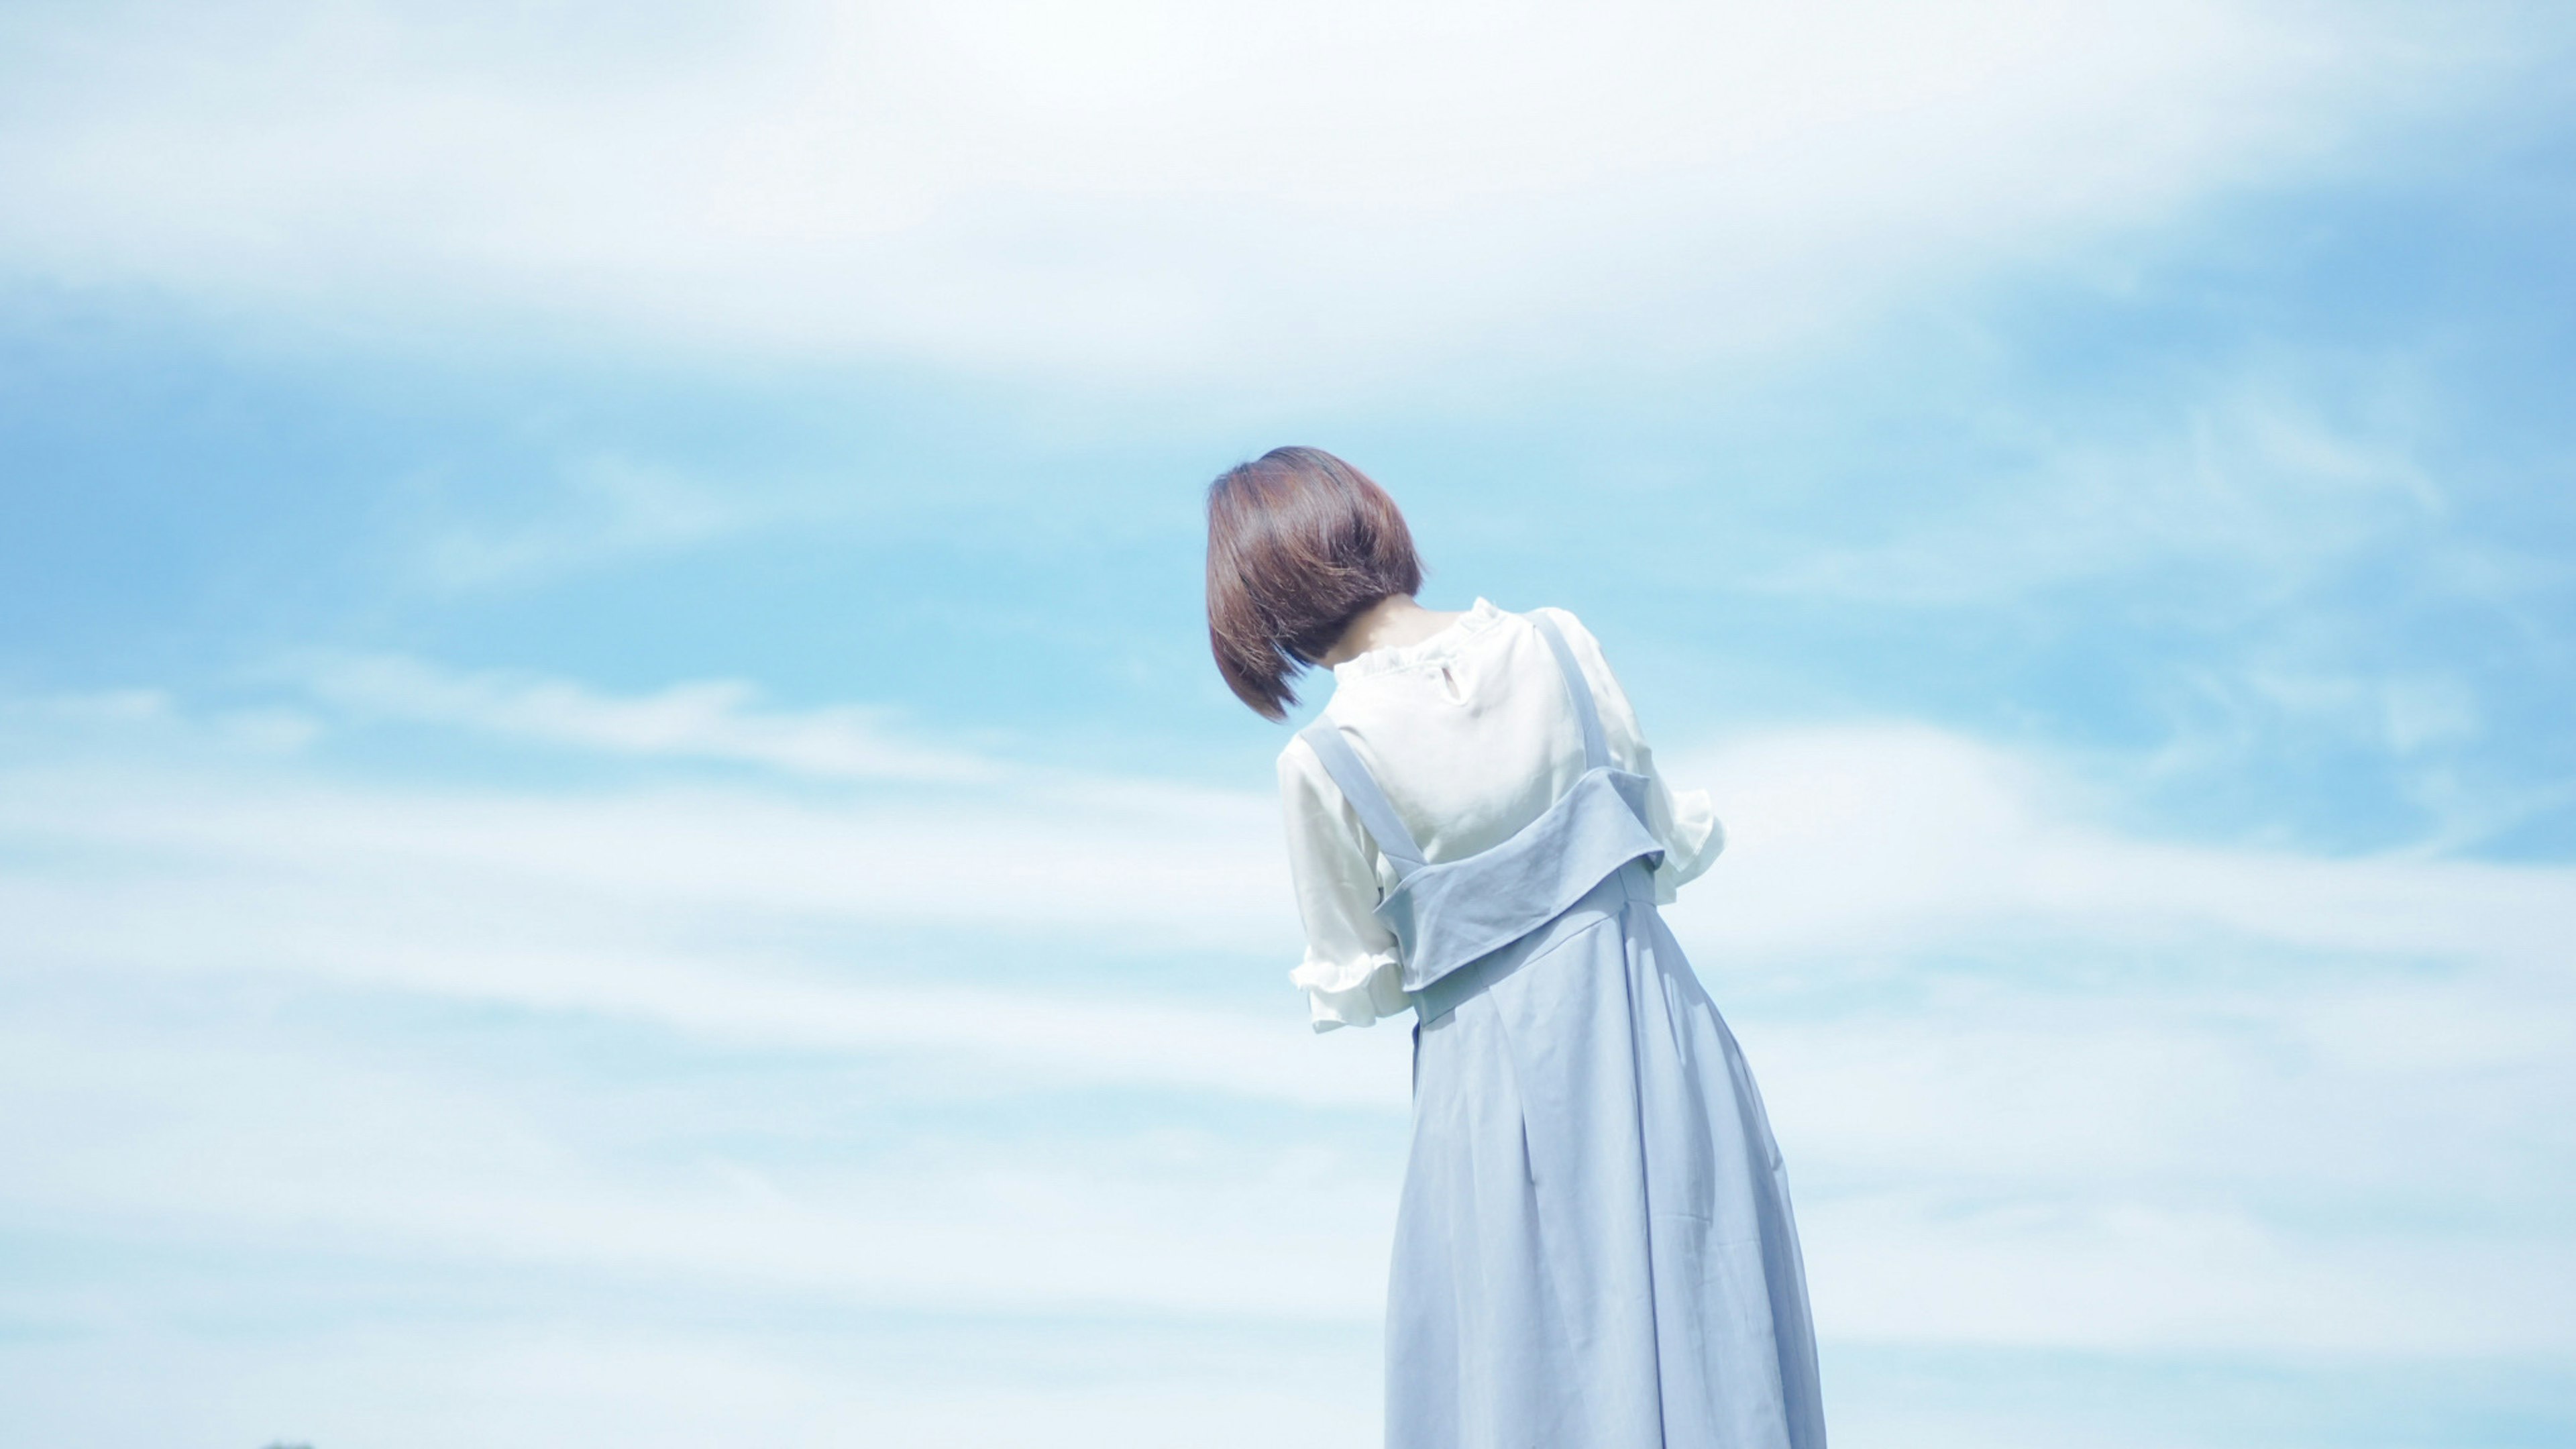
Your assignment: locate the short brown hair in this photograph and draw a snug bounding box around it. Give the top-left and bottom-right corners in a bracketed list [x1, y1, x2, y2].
[1205, 447, 1424, 720]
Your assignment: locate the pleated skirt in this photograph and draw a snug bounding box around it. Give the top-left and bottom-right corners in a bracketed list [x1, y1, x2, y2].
[1386, 896, 1827, 1449]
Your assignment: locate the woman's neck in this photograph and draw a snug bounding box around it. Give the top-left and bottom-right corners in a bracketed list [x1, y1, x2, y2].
[1320, 594, 1464, 666]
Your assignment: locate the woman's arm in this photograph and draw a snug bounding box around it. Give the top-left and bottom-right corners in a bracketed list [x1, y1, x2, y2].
[1277, 735, 1411, 1030]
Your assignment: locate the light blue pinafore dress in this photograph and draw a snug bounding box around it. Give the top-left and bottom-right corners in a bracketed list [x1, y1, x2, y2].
[1299, 614, 1827, 1449]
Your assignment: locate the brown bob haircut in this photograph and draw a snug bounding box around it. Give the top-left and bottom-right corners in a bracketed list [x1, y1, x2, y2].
[1205, 446, 1424, 720]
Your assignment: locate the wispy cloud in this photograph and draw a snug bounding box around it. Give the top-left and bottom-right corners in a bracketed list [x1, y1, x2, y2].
[2, 676, 2565, 1377]
[295, 651, 1004, 784]
[1733, 380, 2451, 608]
[0, 0, 2537, 389]
[1672, 724, 2576, 969]
[407, 454, 786, 590]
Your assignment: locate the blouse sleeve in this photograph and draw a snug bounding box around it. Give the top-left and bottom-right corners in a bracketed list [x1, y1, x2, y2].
[1277, 736, 1412, 1030]
[1532, 608, 1724, 906]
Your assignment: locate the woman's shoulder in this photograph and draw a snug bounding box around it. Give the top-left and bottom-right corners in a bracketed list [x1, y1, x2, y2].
[1517, 604, 1635, 713]
[1275, 724, 1324, 773]
[1517, 604, 1609, 660]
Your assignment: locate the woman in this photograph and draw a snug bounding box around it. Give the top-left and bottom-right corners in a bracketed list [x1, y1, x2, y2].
[1206, 447, 1827, 1448]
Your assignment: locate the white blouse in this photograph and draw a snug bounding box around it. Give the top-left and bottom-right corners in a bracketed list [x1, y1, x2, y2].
[1277, 599, 1723, 1031]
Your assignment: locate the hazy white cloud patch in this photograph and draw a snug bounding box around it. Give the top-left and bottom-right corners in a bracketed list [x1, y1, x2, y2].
[406, 454, 789, 590]
[0, 669, 2567, 1381]
[2237, 667, 2482, 755]
[296, 649, 1006, 784]
[1668, 723, 2576, 971]
[1732, 378, 2453, 609]
[0, 1315, 1381, 1449]
[0, 1006, 1397, 1318]
[0, 0, 2538, 390]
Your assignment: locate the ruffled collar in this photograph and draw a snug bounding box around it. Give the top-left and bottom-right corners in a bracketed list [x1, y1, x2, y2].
[1331, 598, 1507, 681]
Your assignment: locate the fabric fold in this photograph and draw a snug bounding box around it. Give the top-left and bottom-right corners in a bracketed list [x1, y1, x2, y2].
[1291, 947, 1411, 1031]
[1650, 785, 1725, 905]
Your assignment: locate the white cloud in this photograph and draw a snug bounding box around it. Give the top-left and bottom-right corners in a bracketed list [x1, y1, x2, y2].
[407, 454, 784, 589]
[1, 673, 2569, 1378]
[1803, 1189, 2575, 1355]
[1730, 382, 2453, 608]
[0, 1008, 1397, 1318]
[295, 650, 1006, 783]
[1667, 723, 2576, 971]
[2236, 667, 2481, 755]
[0, 0, 2530, 389]
[0, 1316, 1382, 1449]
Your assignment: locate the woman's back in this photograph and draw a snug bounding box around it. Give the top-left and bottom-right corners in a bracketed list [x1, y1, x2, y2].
[1276, 600, 1720, 1029]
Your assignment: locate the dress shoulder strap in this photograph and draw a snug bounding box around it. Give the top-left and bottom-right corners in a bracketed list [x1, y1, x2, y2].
[1299, 720, 1428, 877]
[1527, 612, 1609, 770]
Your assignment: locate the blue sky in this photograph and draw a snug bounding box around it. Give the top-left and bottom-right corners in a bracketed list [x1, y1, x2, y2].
[2, 2, 2572, 1446]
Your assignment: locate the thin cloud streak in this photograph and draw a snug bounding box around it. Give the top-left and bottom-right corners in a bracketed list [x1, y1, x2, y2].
[298, 651, 1008, 784]
[1727, 384, 2451, 609]
[407, 455, 793, 591]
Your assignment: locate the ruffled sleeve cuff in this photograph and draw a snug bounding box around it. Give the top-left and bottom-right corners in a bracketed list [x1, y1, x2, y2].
[1290, 947, 1411, 1032]
[1652, 786, 1725, 906]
